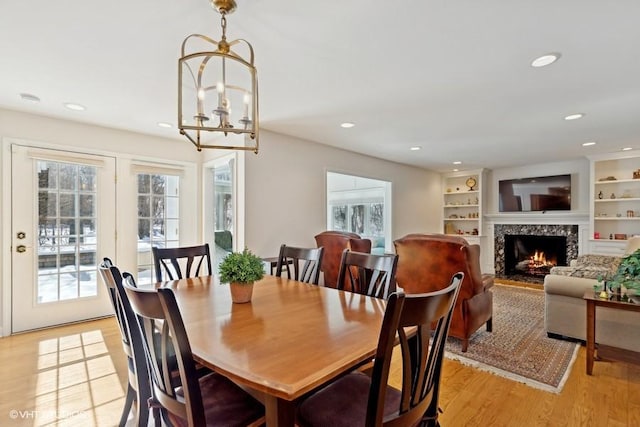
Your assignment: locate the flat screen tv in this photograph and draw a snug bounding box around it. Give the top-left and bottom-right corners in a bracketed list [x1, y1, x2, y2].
[498, 174, 571, 212]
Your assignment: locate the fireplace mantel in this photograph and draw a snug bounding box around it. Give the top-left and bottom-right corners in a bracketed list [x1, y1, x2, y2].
[485, 211, 589, 225]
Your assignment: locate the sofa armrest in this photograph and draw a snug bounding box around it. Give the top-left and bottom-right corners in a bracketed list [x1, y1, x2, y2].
[544, 274, 598, 299]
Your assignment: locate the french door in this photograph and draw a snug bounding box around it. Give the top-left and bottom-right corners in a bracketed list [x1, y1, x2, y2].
[11, 145, 116, 333]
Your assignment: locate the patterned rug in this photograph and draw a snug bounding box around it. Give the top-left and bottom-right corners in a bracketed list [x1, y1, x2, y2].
[444, 284, 579, 393]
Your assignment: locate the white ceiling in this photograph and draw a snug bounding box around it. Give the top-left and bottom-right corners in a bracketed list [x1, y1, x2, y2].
[2, 0, 640, 172]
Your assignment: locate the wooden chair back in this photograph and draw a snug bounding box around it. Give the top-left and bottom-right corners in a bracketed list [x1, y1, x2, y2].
[98, 258, 152, 427]
[370, 273, 462, 427]
[275, 244, 324, 285]
[152, 244, 212, 282]
[123, 276, 206, 425]
[336, 250, 398, 299]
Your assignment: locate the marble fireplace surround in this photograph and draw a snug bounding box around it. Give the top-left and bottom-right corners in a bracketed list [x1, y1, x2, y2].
[494, 223, 579, 277]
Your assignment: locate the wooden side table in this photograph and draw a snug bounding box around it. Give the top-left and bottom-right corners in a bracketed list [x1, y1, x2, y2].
[583, 291, 640, 375]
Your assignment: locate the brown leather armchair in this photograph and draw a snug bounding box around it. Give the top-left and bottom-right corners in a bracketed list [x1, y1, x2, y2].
[314, 231, 371, 288]
[393, 233, 494, 352]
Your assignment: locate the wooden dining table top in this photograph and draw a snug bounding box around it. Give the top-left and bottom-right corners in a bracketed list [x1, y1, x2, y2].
[159, 274, 386, 402]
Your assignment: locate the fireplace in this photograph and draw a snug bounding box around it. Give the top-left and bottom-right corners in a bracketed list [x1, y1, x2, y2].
[504, 234, 567, 277]
[494, 224, 578, 283]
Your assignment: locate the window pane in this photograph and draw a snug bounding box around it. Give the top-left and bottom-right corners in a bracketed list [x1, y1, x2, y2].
[40, 191, 57, 217]
[58, 164, 77, 191]
[79, 166, 97, 191]
[38, 163, 58, 189]
[59, 193, 76, 217]
[138, 195, 150, 217]
[79, 194, 95, 217]
[138, 174, 150, 193]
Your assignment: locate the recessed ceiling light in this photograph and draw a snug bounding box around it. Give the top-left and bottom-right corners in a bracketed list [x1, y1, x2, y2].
[340, 122, 355, 128]
[582, 141, 596, 147]
[622, 147, 633, 151]
[410, 146, 421, 151]
[565, 113, 584, 121]
[158, 122, 172, 128]
[531, 53, 561, 68]
[63, 102, 86, 111]
[453, 161, 462, 165]
[453, 169, 459, 172]
[19, 93, 40, 103]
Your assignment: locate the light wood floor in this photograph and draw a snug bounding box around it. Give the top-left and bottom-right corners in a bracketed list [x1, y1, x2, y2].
[2, 317, 639, 427]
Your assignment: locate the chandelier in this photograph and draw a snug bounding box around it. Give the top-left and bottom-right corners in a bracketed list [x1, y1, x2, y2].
[178, 0, 259, 153]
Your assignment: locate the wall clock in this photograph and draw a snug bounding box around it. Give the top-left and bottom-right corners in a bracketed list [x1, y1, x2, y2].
[466, 177, 477, 191]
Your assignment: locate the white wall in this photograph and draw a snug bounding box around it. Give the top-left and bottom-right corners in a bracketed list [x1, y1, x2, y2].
[243, 130, 441, 257]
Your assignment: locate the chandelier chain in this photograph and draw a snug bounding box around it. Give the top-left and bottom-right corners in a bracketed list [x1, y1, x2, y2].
[220, 14, 227, 39]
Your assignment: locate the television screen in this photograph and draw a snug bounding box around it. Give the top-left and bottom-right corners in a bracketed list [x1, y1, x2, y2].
[498, 174, 571, 212]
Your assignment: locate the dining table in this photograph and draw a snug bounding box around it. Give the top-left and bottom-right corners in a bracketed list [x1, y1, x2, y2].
[158, 274, 386, 426]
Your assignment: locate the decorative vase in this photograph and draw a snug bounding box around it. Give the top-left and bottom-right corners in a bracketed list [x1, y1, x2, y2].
[230, 282, 254, 303]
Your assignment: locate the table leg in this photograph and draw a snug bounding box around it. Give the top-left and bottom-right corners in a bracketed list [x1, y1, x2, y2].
[264, 395, 296, 427]
[586, 299, 596, 375]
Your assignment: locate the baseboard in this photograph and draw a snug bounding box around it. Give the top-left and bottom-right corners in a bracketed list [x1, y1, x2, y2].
[547, 331, 585, 345]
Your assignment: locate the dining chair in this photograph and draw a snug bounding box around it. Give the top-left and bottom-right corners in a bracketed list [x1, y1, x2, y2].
[314, 231, 372, 288]
[296, 273, 463, 427]
[122, 279, 265, 427]
[152, 243, 212, 282]
[275, 244, 324, 285]
[336, 249, 398, 299]
[98, 258, 154, 427]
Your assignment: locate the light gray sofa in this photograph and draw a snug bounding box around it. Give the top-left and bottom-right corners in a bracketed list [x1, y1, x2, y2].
[544, 238, 640, 353]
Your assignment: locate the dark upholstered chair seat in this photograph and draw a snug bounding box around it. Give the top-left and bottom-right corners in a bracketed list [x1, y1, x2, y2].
[297, 372, 401, 427]
[170, 372, 265, 427]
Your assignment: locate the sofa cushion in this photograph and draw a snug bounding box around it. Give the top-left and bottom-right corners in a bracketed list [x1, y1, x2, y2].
[575, 254, 622, 270]
[549, 254, 621, 279]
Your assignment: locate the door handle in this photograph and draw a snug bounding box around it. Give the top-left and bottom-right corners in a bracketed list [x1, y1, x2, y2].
[16, 245, 27, 253]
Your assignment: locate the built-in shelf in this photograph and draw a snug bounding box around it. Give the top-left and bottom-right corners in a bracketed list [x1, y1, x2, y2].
[442, 169, 485, 237]
[588, 151, 640, 253]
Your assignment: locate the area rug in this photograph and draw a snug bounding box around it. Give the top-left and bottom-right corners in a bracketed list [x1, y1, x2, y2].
[444, 284, 579, 393]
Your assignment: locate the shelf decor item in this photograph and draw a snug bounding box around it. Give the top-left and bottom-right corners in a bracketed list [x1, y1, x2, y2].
[219, 248, 265, 303]
[466, 177, 477, 191]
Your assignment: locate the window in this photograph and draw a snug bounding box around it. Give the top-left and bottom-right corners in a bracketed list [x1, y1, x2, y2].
[136, 173, 180, 284]
[326, 172, 391, 254]
[204, 154, 240, 275]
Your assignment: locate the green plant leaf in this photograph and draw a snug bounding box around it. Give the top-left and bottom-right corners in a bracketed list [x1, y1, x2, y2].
[219, 248, 265, 284]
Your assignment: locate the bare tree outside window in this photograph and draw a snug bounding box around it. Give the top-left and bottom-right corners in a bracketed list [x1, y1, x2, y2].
[332, 205, 347, 231]
[351, 205, 365, 234]
[369, 203, 384, 236]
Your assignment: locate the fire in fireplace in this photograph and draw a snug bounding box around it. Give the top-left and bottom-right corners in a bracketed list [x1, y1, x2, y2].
[504, 234, 567, 277]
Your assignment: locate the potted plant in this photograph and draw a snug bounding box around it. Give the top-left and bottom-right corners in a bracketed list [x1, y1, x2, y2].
[219, 248, 265, 303]
[608, 249, 640, 297]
